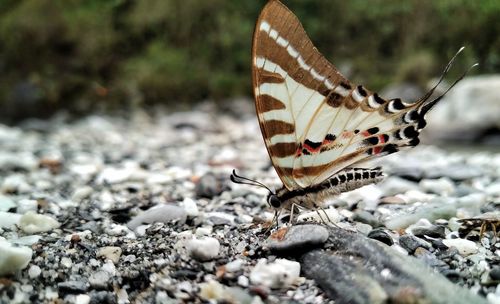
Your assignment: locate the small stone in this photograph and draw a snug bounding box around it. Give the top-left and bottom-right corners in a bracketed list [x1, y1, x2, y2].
[1, 174, 31, 194]
[379, 177, 419, 196]
[199, 280, 226, 301]
[442, 238, 479, 256]
[267, 224, 329, 252]
[419, 178, 455, 195]
[238, 275, 249, 287]
[399, 234, 431, 254]
[28, 265, 41, 279]
[127, 204, 187, 230]
[195, 173, 223, 198]
[58, 280, 89, 294]
[411, 225, 446, 238]
[380, 195, 406, 205]
[249, 258, 301, 289]
[225, 259, 244, 273]
[97, 246, 122, 264]
[75, 294, 91, 304]
[187, 237, 220, 261]
[489, 266, 500, 281]
[206, 212, 235, 226]
[89, 270, 111, 289]
[16, 199, 38, 214]
[0, 238, 32, 275]
[0, 195, 16, 211]
[367, 228, 394, 246]
[195, 226, 213, 237]
[96, 165, 136, 184]
[61, 257, 73, 268]
[0, 211, 22, 229]
[352, 210, 382, 227]
[19, 211, 60, 233]
[71, 186, 93, 202]
[180, 197, 199, 217]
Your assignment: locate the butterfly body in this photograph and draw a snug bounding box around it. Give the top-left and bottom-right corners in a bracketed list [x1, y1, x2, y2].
[269, 167, 384, 211]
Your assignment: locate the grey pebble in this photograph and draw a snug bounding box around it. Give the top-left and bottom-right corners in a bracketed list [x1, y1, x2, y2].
[411, 225, 446, 239]
[399, 234, 431, 254]
[57, 280, 89, 294]
[89, 271, 111, 289]
[352, 210, 382, 228]
[127, 204, 187, 230]
[489, 266, 500, 281]
[267, 224, 329, 253]
[89, 290, 117, 304]
[367, 228, 394, 246]
[195, 173, 223, 199]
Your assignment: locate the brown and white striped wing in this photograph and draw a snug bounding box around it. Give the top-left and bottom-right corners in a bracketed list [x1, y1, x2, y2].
[253, 0, 430, 190]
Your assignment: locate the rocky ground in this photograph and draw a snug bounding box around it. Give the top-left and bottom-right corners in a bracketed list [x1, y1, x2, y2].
[0, 100, 499, 304]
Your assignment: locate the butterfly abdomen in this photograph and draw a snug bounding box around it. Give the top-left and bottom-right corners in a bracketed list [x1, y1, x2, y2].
[276, 167, 384, 211]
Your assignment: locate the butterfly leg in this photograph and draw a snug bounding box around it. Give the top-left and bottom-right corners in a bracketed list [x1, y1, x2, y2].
[264, 210, 279, 234]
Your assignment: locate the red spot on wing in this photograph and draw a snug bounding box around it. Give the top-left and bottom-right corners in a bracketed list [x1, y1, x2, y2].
[379, 134, 386, 144]
[361, 131, 370, 137]
[373, 146, 382, 154]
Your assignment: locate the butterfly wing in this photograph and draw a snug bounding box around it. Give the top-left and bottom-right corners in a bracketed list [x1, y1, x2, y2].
[253, 0, 433, 190]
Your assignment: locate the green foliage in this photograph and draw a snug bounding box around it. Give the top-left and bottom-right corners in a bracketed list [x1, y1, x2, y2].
[0, 0, 499, 119]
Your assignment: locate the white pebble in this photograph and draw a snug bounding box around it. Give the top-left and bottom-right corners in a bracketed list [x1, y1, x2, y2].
[195, 226, 213, 237]
[0, 238, 33, 275]
[0, 211, 22, 229]
[71, 186, 93, 202]
[28, 265, 41, 279]
[443, 238, 479, 256]
[419, 177, 455, 195]
[225, 259, 244, 273]
[75, 294, 91, 304]
[19, 211, 60, 233]
[61, 257, 73, 268]
[97, 246, 122, 264]
[17, 199, 38, 214]
[249, 258, 301, 289]
[187, 237, 220, 261]
[181, 197, 199, 217]
[0, 195, 16, 212]
[238, 275, 249, 287]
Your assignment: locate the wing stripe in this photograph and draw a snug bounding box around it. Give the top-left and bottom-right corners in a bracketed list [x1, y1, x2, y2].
[258, 94, 287, 112]
[268, 142, 298, 158]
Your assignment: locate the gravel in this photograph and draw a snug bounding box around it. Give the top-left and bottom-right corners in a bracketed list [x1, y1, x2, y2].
[0, 103, 498, 303]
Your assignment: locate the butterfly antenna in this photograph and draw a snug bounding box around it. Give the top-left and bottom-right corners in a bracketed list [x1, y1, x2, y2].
[230, 169, 273, 193]
[420, 62, 478, 116]
[417, 46, 465, 104]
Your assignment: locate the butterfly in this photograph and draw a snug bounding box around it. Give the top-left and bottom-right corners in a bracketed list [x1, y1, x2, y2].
[231, 0, 476, 221]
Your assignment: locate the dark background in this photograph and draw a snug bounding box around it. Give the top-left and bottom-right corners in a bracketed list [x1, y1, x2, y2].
[1, 0, 498, 122]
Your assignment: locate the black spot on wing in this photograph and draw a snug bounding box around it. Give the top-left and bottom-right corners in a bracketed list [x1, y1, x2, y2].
[304, 139, 321, 149]
[325, 134, 336, 141]
[404, 126, 419, 138]
[392, 98, 405, 110]
[408, 138, 420, 146]
[373, 93, 385, 105]
[340, 82, 352, 90]
[357, 85, 367, 97]
[382, 144, 398, 154]
[366, 137, 379, 145]
[367, 127, 379, 135]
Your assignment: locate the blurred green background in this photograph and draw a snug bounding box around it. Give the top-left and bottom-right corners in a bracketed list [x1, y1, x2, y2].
[0, 0, 498, 122]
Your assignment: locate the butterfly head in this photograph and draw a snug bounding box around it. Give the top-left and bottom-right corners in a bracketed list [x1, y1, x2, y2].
[230, 169, 281, 209]
[266, 193, 282, 209]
